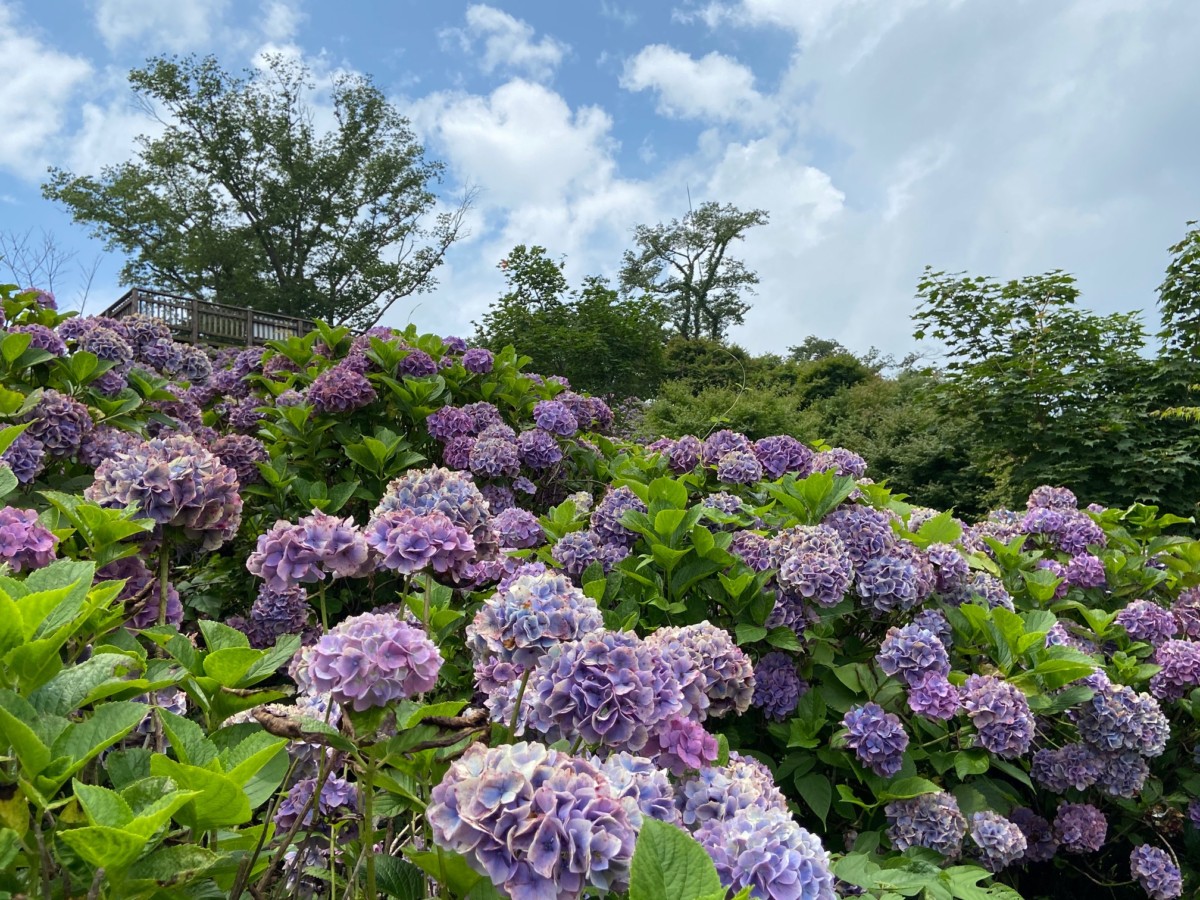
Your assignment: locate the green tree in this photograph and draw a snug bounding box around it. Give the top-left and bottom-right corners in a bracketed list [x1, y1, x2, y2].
[43, 54, 467, 328]
[474, 246, 667, 397]
[619, 202, 768, 341]
[787, 335, 850, 362]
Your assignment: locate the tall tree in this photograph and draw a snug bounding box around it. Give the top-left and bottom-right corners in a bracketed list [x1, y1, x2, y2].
[619, 201, 768, 341]
[43, 54, 468, 328]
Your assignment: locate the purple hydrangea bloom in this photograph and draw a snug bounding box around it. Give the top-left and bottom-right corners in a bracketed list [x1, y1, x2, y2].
[927, 542, 970, 593]
[461, 401, 504, 434]
[596, 753, 679, 828]
[399, 349, 437, 377]
[461, 347, 494, 373]
[493, 507, 543, 549]
[97, 555, 181, 628]
[675, 752, 789, 826]
[811, 447, 867, 477]
[481, 483, 515, 515]
[533, 400, 578, 437]
[74, 324, 133, 362]
[210, 433, 268, 486]
[276, 388, 305, 407]
[696, 806, 836, 900]
[527, 631, 683, 752]
[716, 450, 763, 485]
[1116, 599, 1178, 645]
[1188, 799, 1200, 830]
[478, 422, 517, 442]
[1, 432, 46, 484]
[20, 287, 56, 310]
[884, 792, 966, 858]
[443, 435, 475, 470]
[466, 568, 603, 669]
[24, 389, 92, 458]
[274, 773, 358, 831]
[428, 742, 636, 900]
[961, 675, 1034, 758]
[1150, 639, 1200, 701]
[752, 652, 805, 721]
[773, 525, 854, 607]
[700, 491, 745, 518]
[1173, 587, 1200, 639]
[645, 622, 754, 719]
[969, 812, 1027, 872]
[1028, 485, 1077, 509]
[427, 406, 476, 441]
[1045, 621, 1098, 655]
[177, 345, 212, 383]
[0, 507, 57, 573]
[247, 522, 322, 590]
[138, 337, 184, 374]
[653, 716, 719, 775]
[307, 364, 377, 415]
[375, 466, 494, 552]
[842, 703, 908, 777]
[442, 335, 468, 353]
[366, 508, 475, 577]
[1065, 553, 1106, 588]
[303, 611, 442, 711]
[752, 435, 814, 479]
[11, 324, 66, 357]
[1031, 743, 1104, 793]
[1058, 510, 1107, 555]
[729, 530, 772, 572]
[1096, 750, 1150, 799]
[667, 435, 702, 473]
[911, 609, 953, 647]
[1053, 803, 1106, 853]
[700, 430, 752, 467]
[469, 436, 521, 479]
[551, 529, 628, 578]
[877, 623, 950, 686]
[906, 672, 961, 720]
[86, 435, 242, 550]
[246, 584, 310, 648]
[590, 486, 646, 548]
[855, 542, 935, 613]
[1073, 673, 1169, 755]
[946, 572, 1014, 612]
[516, 428, 563, 470]
[1129, 845, 1183, 900]
[1009, 807, 1058, 863]
[823, 504, 895, 565]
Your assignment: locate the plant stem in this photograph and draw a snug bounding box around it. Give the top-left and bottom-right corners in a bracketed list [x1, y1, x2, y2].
[507, 668, 532, 742]
[318, 582, 329, 631]
[158, 536, 171, 627]
[362, 758, 377, 900]
[423, 572, 434, 629]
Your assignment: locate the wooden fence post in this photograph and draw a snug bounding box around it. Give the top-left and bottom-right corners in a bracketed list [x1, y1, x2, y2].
[246, 306, 254, 346]
[191, 296, 200, 344]
[130, 289, 140, 317]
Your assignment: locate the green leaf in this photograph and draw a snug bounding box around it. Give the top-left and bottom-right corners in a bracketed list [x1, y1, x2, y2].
[149, 756, 251, 830]
[766, 627, 802, 651]
[203, 647, 266, 686]
[734, 624, 767, 645]
[1, 332, 31, 365]
[44, 701, 148, 792]
[375, 856, 427, 900]
[198, 619, 250, 651]
[158, 708, 218, 767]
[73, 780, 135, 827]
[28, 652, 143, 716]
[399, 699, 468, 729]
[125, 845, 219, 883]
[58, 825, 148, 871]
[407, 849, 494, 897]
[877, 776, 942, 801]
[628, 819, 723, 900]
[915, 510, 963, 546]
[794, 772, 832, 826]
[954, 750, 990, 780]
[0, 690, 51, 776]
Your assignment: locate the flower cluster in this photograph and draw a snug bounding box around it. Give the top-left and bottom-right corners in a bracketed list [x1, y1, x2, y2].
[0, 506, 57, 573]
[86, 435, 242, 550]
[1, 432, 46, 484]
[752, 652, 805, 721]
[653, 716, 719, 775]
[1149, 639, 1200, 701]
[1130, 845, 1183, 900]
[960, 675, 1034, 758]
[675, 753, 789, 826]
[374, 466, 494, 552]
[274, 773, 358, 831]
[307, 364, 377, 415]
[842, 703, 908, 776]
[906, 672, 961, 720]
[25, 389, 93, 458]
[595, 753, 679, 828]
[301, 611, 442, 711]
[248, 510, 371, 590]
[697, 806, 836, 900]
[210, 433, 268, 485]
[533, 400, 578, 436]
[428, 742, 635, 900]
[752, 435, 813, 479]
[884, 792, 966, 858]
[366, 508, 476, 576]
[716, 450, 763, 485]
[645, 622, 755, 719]
[97, 555, 182, 629]
[877, 623, 950, 686]
[589, 486, 646, 548]
[1053, 802, 1106, 853]
[1009, 807, 1058, 863]
[772, 525, 854, 607]
[1116, 599, 1178, 645]
[968, 812, 1026, 872]
[551, 529, 629, 578]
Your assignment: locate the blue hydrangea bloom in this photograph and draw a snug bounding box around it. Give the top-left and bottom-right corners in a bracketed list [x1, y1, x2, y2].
[843, 703, 908, 777]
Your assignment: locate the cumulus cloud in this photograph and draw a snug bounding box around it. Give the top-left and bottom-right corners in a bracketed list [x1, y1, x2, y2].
[92, 0, 232, 52]
[621, 45, 768, 125]
[442, 5, 569, 82]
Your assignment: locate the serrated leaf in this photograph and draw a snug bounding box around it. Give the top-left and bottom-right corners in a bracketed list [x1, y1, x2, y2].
[628, 819, 723, 900]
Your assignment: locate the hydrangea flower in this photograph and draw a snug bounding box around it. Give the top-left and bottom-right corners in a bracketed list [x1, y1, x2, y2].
[375, 466, 494, 552]
[77, 425, 140, 469]
[911, 609, 953, 647]
[469, 436, 521, 479]
[24, 389, 92, 458]
[461, 348, 494, 373]
[960, 675, 1034, 758]
[772, 525, 854, 607]
[493, 507, 544, 549]
[906, 672, 961, 720]
[877, 623, 950, 686]
[1031, 743, 1103, 793]
[842, 703, 908, 777]
[822, 505, 895, 565]
[1028, 485, 1078, 510]
[884, 792, 966, 858]
[730, 530, 772, 572]
[466, 568, 603, 669]
[303, 611, 442, 711]
[365, 508, 476, 576]
[533, 400, 578, 436]
[1065, 553, 1106, 588]
[700, 430, 752, 467]
[716, 450, 763, 485]
[667, 435, 702, 473]
[645, 622, 754, 719]
[97, 555, 181, 628]
[969, 812, 1027, 872]
[1074, 673, 1169, 756]
[11, 324, 66, 357]
[675, 752, 789, 826]
[1, 432, 45, 484]
[697, 806, 836, 900]
[927, 542, 970, 593]
[274, 773, 359, 831]
[0, 507, 57, 573]
[307, 364, 377, 415]
[427, 406, 475, 442]
[551, 529, 628, 578]
[1096, 750, 1150, 799]
[75, 324, 133, 363]
[1053, 803, 1106, 853]
[428, 742, 635, 900]
[526, 630, 683, 752]
[399, 349, 437, 377]
[1116, 599, 1178, 645]
[1009, 807, 1058, 863]
[481, 483, 515, 515]
[210, 433, 268, 486]
[752, 652, 806, 721]
[443, 435, 475, 470]
[946, 573, 1014, 612]
[1173, 587, 1200, 639]
[595, 753, 679, 828]
[590, 486, 646, 548]
[1129, 845, 1182, 900]
[245, 584, 310, 648]
[461, 401, 504, 434]
[752, 435, 814, 479]
[249, 509, 371, 590]
[855, 543, 935, 613]
[177, 345, 212, 383]
[86, 435, 242, 550]
[516, 428, 563, 470]
[20, 287, 56, 310]
[811, 447, 867, 477]
[653, 716, 719, 775]
[1149, 639, 1200, 701]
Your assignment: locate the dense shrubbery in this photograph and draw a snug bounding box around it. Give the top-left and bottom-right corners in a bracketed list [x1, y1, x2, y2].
[0, 283, 1197, 900]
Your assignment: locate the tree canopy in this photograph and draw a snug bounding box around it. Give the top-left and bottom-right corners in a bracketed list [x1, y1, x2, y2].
[43, 54, 467, 328]
[619, 201, 767, 341]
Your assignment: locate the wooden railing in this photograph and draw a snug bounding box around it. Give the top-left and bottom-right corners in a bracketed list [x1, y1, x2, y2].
[101, 289, 314, 346]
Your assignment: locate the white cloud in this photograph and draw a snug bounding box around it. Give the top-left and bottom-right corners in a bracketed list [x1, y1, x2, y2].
[91, 0, 231, 52]
[0, 4, 92, 178]
[620, 45, 767, 125]
[600, 1, 638, 27]
[442, 5, 569, 82]
[259, 0, 305, 43]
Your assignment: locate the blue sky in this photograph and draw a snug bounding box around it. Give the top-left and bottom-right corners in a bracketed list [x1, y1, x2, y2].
[2, 0, 1199, 357]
